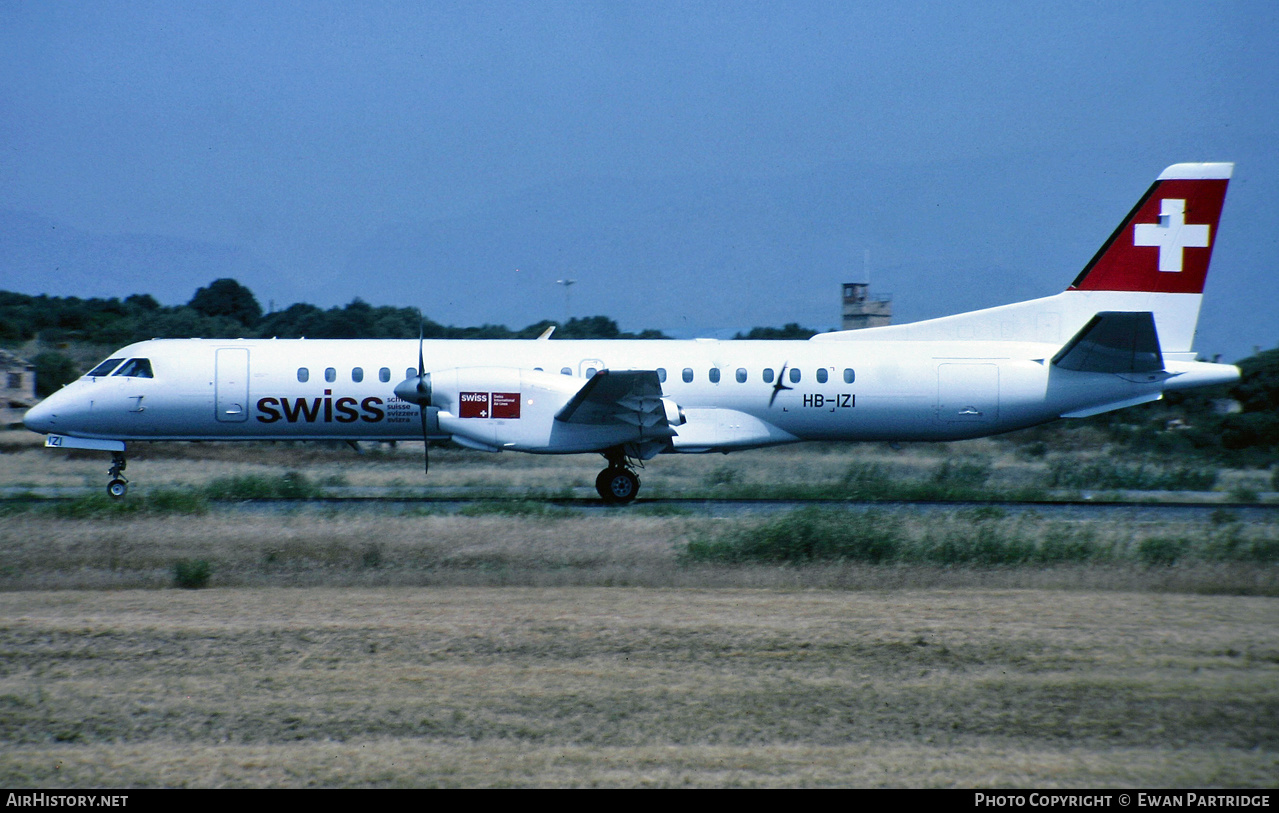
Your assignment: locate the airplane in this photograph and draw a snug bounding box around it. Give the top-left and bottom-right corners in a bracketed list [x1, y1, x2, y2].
[23, 162, 1241, 504]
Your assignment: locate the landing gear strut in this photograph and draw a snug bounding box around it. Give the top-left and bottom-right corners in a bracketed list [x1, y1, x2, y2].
[595, 447, 640, 505]
[107, 452, 128, 499]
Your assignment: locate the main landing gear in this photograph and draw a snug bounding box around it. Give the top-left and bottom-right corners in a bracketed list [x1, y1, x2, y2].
[595, 447, 640, 505]
[107, 452, 128, 499]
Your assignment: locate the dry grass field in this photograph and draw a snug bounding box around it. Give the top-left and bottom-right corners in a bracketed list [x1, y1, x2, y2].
[0, 588, 1275, 787]
[3, 428, 1273, 500]
[1, 429, 1276, 786]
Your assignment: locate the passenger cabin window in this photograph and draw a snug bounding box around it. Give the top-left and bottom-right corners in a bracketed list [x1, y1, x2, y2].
[789, 367, 801, 384]
[379, 368, 391, 383]
[112, 358, 153, 378]
[844, 368, 855, 384]
[708, 368, 720, 383]
[816, 368, 828, 384]
[736, 368, 747, 383]
[657, 368, 667, 383]
[325, 368, 336, 383]
[298, 368, 309, 383]
[585, 367, 598, 378]
[406, 368, 415, 381]
[682, 368, 694, 383]
[561, 367, 572, 376]
[89, 358, 124, 377]
[352, 367, 364, 383]
[763, 368, 774, 384]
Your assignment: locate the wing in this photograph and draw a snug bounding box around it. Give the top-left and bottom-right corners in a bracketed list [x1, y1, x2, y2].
[555, 370, 678, 439]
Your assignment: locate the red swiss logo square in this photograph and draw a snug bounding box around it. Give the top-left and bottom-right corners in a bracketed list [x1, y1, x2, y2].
[459, 391, 489, 418]
[491, 392, 521, 419]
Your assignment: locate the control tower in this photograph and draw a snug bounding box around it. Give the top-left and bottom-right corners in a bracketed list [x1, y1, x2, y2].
[841, 283, 892, 331]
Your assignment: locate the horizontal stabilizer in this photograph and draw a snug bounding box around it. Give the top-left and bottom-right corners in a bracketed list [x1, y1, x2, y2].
[1052, 311, 1164, 374]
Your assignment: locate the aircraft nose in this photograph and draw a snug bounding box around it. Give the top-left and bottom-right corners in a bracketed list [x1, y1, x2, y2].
[23, 395, 59, 434]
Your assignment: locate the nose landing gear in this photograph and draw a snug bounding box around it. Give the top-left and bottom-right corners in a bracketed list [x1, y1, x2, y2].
[107, 452, 128, 499]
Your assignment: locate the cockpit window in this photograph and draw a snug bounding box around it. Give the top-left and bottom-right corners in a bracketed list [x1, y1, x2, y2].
[112, 358, 153, 378]
[88, 358, 125, 377]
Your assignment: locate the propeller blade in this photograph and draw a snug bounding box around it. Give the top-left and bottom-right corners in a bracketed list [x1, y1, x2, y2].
[398, 312, 429, 475]
[417, 314, 426, 377]
[769, 362, 793, 408]
[420, 404, 430, 475]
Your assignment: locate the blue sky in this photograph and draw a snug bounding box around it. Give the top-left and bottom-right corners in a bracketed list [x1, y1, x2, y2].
[2, 1, 1276, 360]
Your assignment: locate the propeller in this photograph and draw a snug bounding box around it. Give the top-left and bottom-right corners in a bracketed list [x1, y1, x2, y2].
[393, 319, 434, 474]
[768, 362, 793, 408]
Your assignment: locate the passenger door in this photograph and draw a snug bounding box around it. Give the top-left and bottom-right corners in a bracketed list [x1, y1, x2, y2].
[215, 348, 250, 422]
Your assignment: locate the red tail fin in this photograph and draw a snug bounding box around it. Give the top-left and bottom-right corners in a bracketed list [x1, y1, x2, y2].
[1069, 163, 1231, 294]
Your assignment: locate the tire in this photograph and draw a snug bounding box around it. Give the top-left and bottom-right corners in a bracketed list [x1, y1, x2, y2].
[107, 479, 128, 499]
[596, 467, 639, 505]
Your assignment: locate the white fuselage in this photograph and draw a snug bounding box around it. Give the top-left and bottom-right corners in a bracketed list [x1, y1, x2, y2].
[22, 336, 1239, 454]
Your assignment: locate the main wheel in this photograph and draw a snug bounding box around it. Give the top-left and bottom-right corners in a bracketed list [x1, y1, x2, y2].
[107, 478, 128, 499]
[595, 467, 639, 505]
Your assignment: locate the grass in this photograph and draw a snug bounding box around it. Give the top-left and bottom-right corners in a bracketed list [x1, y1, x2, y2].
[2, 428, 1277, 786]
[4, 429, 1272, 504]
[0, 587, 1274, 787]
[681, 507, 1279, 570]
[202, 471, 322, 500]
[1, 488, 212, 518]
[1047, 459, 1220, 491]
[1, 508, 1275, 594]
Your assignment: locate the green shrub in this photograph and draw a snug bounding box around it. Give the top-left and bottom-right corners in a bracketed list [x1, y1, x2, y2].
[1036, 524, 1106, 563]
[43, 488, 207, 517]
[931, 457, 992, 486]
[1018, 441, 1049, 459]
[173, 559, 212, 589]
[679, 507, 1277, 569]
[1047, 459, 1218, 491]
[1229, 486, 1260, 503]
[703, 465, 738, 487]
[144, 488, 209, 514]
[919, 521, 1036, 566]
[1137, 537, 1184, 566]
[839, 462, 894, 499]
[204, 471, 319, 500]
[682, 507, 902, 564]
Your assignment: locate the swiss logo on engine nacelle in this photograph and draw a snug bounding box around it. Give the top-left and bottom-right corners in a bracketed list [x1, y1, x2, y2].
[459, 391, 521, 419]
[490, 392, 521, 419]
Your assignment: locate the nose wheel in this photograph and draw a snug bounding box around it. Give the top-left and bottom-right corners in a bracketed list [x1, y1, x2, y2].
[107, 452, 128, 499]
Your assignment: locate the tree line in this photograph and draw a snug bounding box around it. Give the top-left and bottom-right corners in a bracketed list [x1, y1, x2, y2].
[0, 278, 671, 346]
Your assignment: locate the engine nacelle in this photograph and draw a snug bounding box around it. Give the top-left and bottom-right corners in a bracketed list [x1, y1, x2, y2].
[670, 407, 797, 452]
[430, 367, 665, 453]
[662, 397, 686, 426]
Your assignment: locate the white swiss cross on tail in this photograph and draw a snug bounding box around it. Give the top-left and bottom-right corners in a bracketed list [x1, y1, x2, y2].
[1068, 162, 1231, 296]
[1133, 198, 1211, 272]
